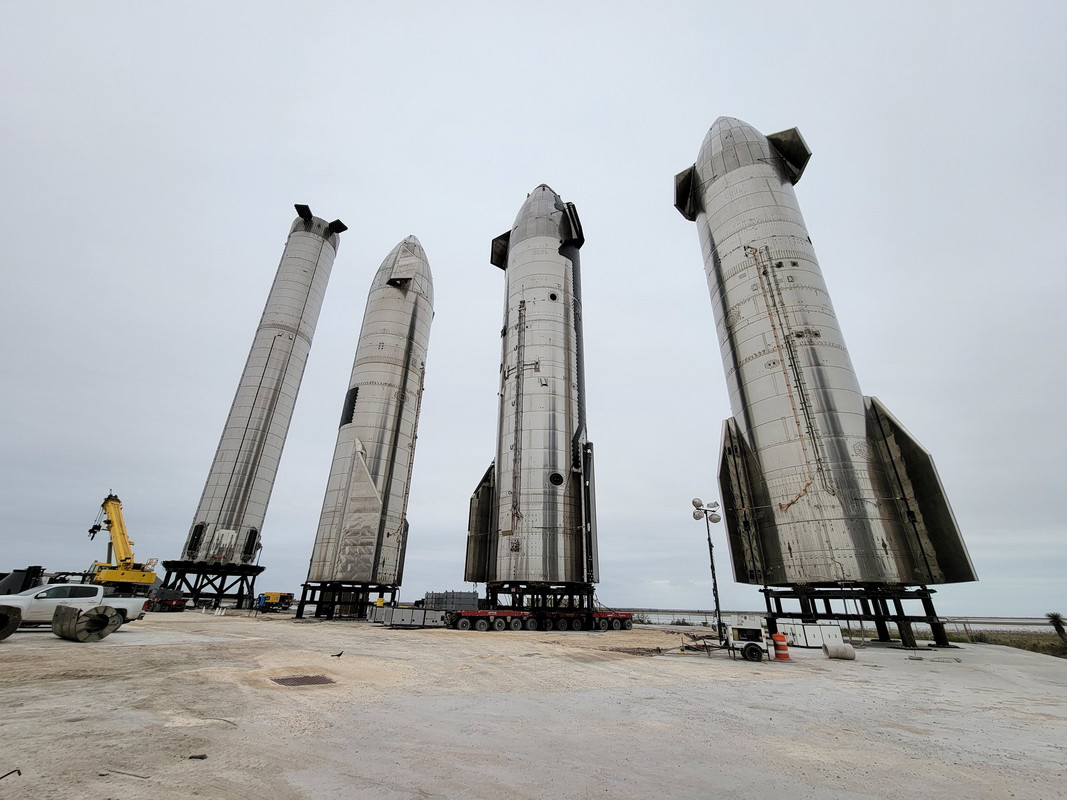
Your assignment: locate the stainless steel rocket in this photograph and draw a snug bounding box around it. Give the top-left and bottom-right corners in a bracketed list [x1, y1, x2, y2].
[466, 185, 599, 588]
[306, 236, 433, 587]
[180, 205, 346, 566]
[675, 118, 975, 588]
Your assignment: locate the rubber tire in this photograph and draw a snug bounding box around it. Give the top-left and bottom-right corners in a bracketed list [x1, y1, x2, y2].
[508, 618, 522, 631]
[611, 619, 622, 631]
[623, 619, 633, 630]
[571, 618, 583, 631]
[524, 618, 538, 631]
[456, 617, 471, 631]
[475, 618, 489, 632]
[556, 618, 569, 631]
[0, 605, 22, 641]
[597, 619, 609, 631]
[742, 643, 764, 662]
[492, 617, 506, 632]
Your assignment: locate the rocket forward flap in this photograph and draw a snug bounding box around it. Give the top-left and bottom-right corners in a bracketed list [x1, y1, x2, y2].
[864, 397, 977, 583]
[673, 165, 700, 221]
[490, 232, 511, 270]
[334, 447, 384, 577]
[765, 128, 811, 184]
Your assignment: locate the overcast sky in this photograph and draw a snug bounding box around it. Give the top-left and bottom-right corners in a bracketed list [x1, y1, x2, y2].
[2, 3, 1064, 618]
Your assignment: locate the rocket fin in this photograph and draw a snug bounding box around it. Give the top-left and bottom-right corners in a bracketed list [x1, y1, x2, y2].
[717, 417, 770, 584]
[864, 397, 977, 583]
[334, 446, 385, 579]
[490, 232, 511, 270]
[464, 462, 497, 582]
[766, 128, 811, 184]
[674, 165, 701, 221]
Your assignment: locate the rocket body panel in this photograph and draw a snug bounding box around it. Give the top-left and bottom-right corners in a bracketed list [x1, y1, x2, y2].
[466, 185, 598, 586]
[679, 117, 975, 587]
[182, 210, 341, 565]
[307, 236, 433, 586]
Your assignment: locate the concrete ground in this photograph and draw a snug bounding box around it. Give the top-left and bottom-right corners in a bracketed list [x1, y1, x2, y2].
[1, 612, 1064, 800]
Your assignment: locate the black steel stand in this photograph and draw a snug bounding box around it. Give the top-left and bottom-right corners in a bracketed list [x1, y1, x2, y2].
[761, 583, 950, 647]
[295, 582, 397, 620]
[160, 561, 264, 609]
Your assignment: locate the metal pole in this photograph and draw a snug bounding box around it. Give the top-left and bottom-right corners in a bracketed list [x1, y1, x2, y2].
[704, 511, 723, 641]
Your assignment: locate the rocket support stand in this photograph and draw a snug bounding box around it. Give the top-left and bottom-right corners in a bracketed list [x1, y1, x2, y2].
[160, 561, 264, 609]
[761, 584, 951, 648]
[295, 582, 398, 620]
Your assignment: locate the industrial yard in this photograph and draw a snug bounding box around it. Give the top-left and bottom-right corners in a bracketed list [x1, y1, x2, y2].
[2, 613, 1064, 799]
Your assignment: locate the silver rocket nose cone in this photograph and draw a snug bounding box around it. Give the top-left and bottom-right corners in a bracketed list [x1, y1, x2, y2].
[697, 117, 809, 185]
[374, 235, 434, 303]
[511, 184, 567, 242]
[700, 117, 772, 168]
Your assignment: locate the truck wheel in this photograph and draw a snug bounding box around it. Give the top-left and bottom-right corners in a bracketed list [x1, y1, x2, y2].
[456, 617, 471, 631]
[524, 618, 538, 631]
[492, 617, 506, 632]
[623, 619, 633, 630]
[597, 619, 609, 631]
[611, 619, 622, 631]
[571, 618, 583, 631]
[475, 618, 489, 632]
[508, 618, 522, 631]
[556, 618, 569, 631]
[742, 643, 764, 662]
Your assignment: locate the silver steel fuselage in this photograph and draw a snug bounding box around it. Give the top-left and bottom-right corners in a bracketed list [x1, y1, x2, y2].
[466, 185, 598, 586]
[182, 212, 340, 566]
[307, 236, 433, 586]
[676, 118, 975, 587]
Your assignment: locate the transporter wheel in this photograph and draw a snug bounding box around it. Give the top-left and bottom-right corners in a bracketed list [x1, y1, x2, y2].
[524, 618, 538, 631]
[597, 619, 609, 631]
[456, 617, 471, 631]
[508, 618, 522, 631]
[148, 602, 162, 613]
[556, 618, 569, 631]
[475, 618, 489, 632]
[742, 643, 764, 662]
[571, 618, 583, 631]
[623, 620, 633, 630]
[610, 619, 622, 631]
[492, 617, 506, 632]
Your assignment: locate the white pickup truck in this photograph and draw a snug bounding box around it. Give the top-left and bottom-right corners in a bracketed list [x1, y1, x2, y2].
[2, 584, 148, 626]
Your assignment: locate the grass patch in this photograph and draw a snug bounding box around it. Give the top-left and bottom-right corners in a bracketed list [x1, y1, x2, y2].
[839, 625, 1067, 659]
[944, 629, 1066, 658]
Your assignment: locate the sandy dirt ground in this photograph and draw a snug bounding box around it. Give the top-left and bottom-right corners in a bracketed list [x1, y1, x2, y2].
[1, 612, 1064, 800]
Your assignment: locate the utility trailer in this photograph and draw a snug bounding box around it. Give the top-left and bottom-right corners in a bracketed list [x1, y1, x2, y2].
[446, 608, 632, 632]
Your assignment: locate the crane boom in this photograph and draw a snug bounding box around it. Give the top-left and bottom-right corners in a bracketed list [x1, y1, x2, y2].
[87, 493, 157, 588]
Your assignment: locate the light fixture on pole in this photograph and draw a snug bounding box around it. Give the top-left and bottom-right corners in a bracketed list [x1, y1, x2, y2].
[692, 497, 724, 641]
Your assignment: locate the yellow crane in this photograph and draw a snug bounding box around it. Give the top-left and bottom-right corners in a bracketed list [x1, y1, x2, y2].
[87, 493, 158, 588]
